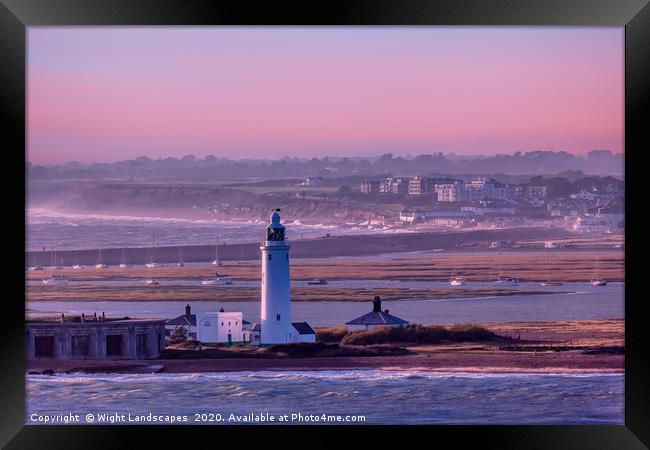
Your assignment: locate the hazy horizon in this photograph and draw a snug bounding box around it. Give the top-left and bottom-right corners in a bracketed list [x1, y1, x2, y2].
[28, 149, 621, 167]
[28, 27, 623, 164]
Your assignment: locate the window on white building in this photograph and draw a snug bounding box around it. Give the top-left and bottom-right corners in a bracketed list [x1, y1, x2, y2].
[276, 314, 281, 321]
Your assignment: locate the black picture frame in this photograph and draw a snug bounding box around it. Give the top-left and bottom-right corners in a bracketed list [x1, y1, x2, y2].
[2, 0, 648, 447]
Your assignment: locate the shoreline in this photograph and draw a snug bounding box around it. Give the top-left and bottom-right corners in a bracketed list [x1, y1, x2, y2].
[26, 319, 624, 375]
[26, 226, 581, 266]
[27, 351, 624, 376]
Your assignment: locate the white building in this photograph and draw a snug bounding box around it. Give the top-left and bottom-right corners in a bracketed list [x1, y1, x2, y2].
[399, 209, 469, 223]
[165, 304, 197, 341]
[436, 178, 514, 202]
[572, 216, 611, 233]
[301, 176, 323, 187]
[196, 310, 245, 344]
[249, 322, 315, 345]
[572, 207, 624, 233]
[257, 209, 315, 344]
[260, 209, 296, 344]
[291, 322, 317, 342]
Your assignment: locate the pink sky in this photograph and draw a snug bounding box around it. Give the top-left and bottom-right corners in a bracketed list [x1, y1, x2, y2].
[27, 27, 623, 164]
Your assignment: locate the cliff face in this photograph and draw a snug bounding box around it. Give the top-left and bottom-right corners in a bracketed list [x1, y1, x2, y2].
[28, 182, 395, 224]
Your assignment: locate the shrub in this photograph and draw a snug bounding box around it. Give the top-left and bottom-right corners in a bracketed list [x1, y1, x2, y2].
[315, 326, 348, 343]
[340, 324, 501, 346]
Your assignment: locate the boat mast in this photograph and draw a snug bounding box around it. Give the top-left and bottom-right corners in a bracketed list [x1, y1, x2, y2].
[497, 244, 502, 280]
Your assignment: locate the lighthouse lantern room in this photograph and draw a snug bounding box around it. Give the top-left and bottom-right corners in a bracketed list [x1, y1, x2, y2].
[260, 209, 294, 344]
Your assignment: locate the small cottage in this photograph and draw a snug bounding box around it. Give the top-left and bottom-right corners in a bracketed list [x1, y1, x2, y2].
[346, 296, 409, 331]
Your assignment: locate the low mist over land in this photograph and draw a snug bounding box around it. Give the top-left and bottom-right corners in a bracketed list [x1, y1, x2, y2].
[26, 151, 623, 227]
[27, 150, 622, 182]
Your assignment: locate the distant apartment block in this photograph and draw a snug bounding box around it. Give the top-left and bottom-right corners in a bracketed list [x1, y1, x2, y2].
[360, 180, 381, 193]
[380, 177, 408, 194]
[407, 176, 437, 196]
[435, 181, 463, 202]
[514, 185, 548, 199]
[435, 177, 514, 202]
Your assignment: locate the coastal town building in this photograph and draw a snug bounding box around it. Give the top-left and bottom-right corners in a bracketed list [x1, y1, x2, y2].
[399, 209, 469, 223]
[301, 176, 323, 187]
[572, 207, 624, 233]
[461, 203, 517, 216]
[291, 322, 317, 342]
[435, 181, 463, 202]
[380, 177, 409, 194]
[196, 310, 245, 344]
[360, 180, 381, 193]
[407, 176, 437, 196]
[250, 323, 261, 344]
[249, 322, 315, 345]
[436, 178, 515, 203]
[165, 304, 197, 340]
[346, 296, 409, 331]
[27, 315, 166, 360]
[514, 185, 548, 199]
[165, 304, 251, 343]
[572, 216, 611, 233]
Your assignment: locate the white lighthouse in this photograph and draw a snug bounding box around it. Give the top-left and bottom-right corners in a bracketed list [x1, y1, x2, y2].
[260, 209, 294, 344]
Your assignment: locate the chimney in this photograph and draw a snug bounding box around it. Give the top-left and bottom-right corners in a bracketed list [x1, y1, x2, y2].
[372, 296, 381, 312]
[60, 313, 65, 323]
[219, 307, 225, 312]
[185, 304, 191, 315]
[102, 312, 105, 322]
[81, 313, 85, 323]
[94, 312, 97, 321]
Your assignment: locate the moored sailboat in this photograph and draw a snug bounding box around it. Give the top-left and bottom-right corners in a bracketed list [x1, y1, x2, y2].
[493, 244, 519, 286]
[539, 249, 563, 286]
[119, 246, 132, 268]
[201, 271, 233, 285]
[449, 255, 465, 286]
[146, 233, 161, 268]
[177, 246, 185, 267]
[42, 274, 68, 285]
[95, 248, 108, 269]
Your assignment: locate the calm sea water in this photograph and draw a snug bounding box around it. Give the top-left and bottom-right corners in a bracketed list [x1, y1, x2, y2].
[27, 283, 624, 327]
[26, 370, 624, 425]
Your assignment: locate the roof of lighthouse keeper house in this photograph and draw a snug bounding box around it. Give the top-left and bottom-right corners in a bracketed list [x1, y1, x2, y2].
[265, 208, 286, 241]
[346, 296, 409, 331]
